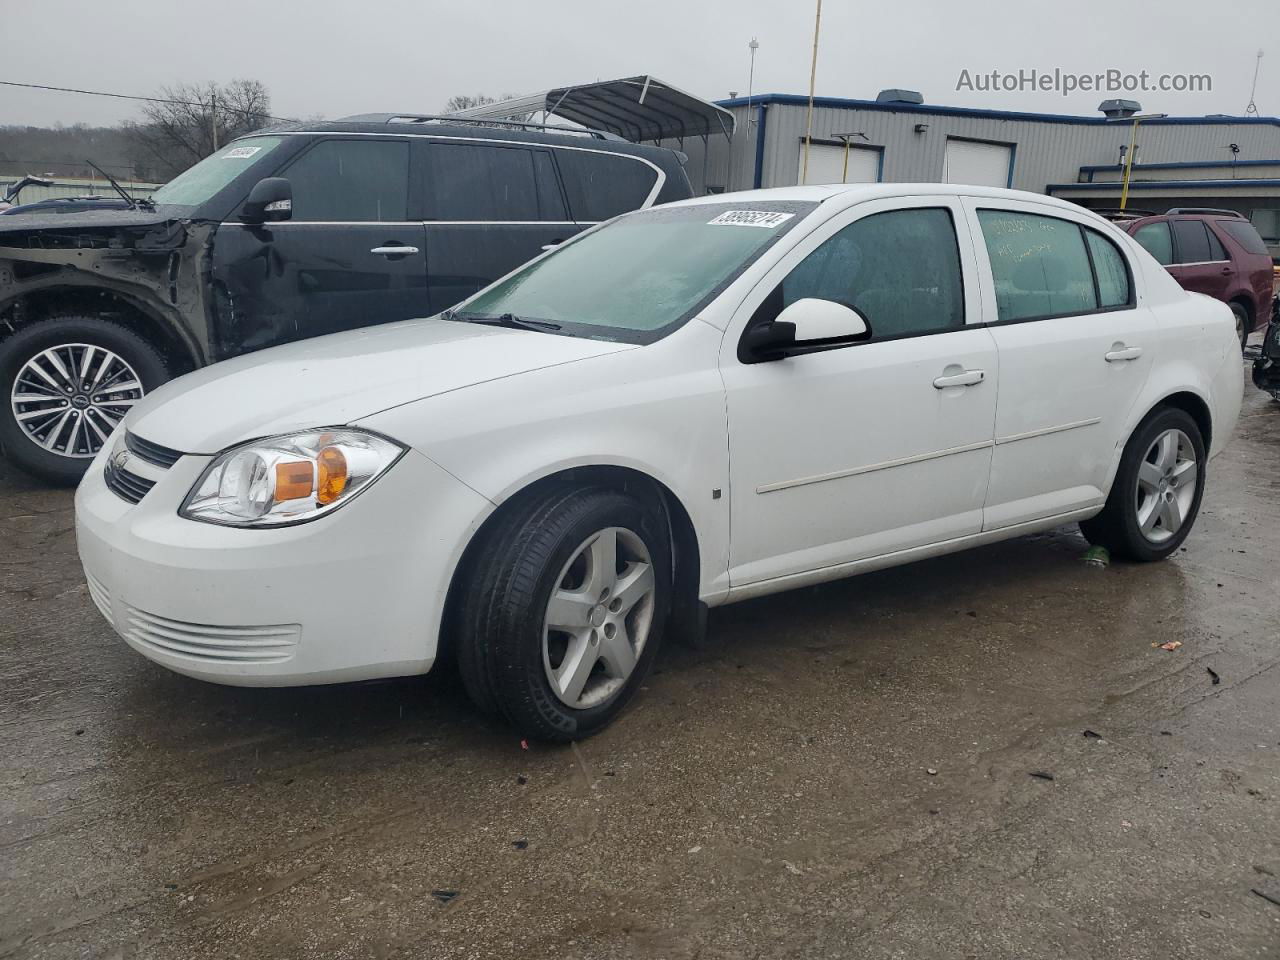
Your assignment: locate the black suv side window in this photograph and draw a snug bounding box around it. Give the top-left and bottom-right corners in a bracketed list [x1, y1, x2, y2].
[282, 139, 409, 221]
[556, 151, 659, 222]
[421, 142, 567, 222]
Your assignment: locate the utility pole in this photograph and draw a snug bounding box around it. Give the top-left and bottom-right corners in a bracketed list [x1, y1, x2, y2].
[210, 90, 218, 151]
[801, 0, 822, 184]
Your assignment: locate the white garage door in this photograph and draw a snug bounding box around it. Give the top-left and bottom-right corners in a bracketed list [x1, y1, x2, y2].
[797, 142, 880, 185]
[942, 138, 1012, 187]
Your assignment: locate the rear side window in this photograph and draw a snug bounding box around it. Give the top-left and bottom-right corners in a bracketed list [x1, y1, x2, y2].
[778, 207, 965, 338]
[1219, 219, 1271, 255]
[978, 210, 1097, 321]
[556, 151, 659, 221]
[1085, 230, 1131, 307]
[1171, 219, 1212, 264]
[1133, 221, 1173, 265]
[421, 142, 566, 221]
[283, 139, 408, 221]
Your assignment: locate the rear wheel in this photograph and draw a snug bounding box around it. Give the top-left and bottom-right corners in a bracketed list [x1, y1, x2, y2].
[1230, 302, 1249, 351]
[455, 485, 671, 741]
[0, 317, 169, 485]
[1079, 407, 1206, 562]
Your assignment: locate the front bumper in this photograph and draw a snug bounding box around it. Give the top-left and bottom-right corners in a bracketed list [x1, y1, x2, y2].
[75, 440, 492, 686]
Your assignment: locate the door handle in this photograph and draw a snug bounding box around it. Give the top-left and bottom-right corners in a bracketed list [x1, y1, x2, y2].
[932, 369, 985, 389]
[370, 245, 419, 257]
[1105, 346, 1143, 362]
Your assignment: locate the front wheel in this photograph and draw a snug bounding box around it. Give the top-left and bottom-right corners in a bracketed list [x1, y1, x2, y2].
[455, 486, 671, 741]
[1079, 407, 1206, 562]
[0, 317, 169, 485]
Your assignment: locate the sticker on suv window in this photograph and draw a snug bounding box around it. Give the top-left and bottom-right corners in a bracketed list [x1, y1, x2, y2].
[707, 210, 795, 228]
[222, 146, 262, 159]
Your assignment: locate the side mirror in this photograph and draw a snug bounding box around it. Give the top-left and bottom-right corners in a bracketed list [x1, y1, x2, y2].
[240, 177, 292, 224]
[741, 298, 871, 362]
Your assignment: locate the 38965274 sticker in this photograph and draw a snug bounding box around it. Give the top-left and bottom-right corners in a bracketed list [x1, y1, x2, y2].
[222, 146, 262, 160]
[707, 210, 795, 228]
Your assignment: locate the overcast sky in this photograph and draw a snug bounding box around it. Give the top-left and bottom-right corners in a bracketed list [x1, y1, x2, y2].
[2, 0, 1276, 127]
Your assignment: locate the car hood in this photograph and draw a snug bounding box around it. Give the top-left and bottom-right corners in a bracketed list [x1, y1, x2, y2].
[127, 318, 635, 454]
[0, 206, 182, 238]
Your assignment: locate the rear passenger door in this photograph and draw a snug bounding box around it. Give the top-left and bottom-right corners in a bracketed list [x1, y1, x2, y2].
[417, 140, 576, 313]
[1166, 218, 1233, 301]
[967, 201, 1157, 529]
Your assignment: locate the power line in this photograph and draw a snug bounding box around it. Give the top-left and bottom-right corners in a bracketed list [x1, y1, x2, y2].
[0, 80, 295, 122]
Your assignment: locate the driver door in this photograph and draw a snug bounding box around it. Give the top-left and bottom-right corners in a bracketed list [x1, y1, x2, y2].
[719, 196, 999, 590]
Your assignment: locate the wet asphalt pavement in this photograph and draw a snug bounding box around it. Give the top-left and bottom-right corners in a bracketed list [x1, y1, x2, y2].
[2, 373, 1279, 960]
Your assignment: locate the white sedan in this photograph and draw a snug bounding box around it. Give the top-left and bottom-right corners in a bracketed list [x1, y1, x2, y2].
[76, 184, 1243, 740]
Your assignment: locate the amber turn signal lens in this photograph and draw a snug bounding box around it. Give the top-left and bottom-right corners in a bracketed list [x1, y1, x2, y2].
[274, 460, 314, 502]
[316, 446, 349, 505]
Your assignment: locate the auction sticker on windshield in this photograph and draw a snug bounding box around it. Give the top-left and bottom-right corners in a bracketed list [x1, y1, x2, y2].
[707, 210, 795, 228]
[222, 146, 262, 159]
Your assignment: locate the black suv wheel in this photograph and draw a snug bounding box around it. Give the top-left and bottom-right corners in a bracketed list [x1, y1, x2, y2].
[0, 317, 169, 485]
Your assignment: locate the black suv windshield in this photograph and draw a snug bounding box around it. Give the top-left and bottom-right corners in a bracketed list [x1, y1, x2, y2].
[151, 136, 286, 209]
[455, 200, 818, 343]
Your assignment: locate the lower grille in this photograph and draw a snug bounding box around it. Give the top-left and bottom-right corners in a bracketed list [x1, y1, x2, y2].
[104, 459, 156, 504]
[121, 605, 300, 665]
[85, 571, 112, 625]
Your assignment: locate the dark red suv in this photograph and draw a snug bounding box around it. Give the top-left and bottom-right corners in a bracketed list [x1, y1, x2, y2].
[1119, 209, 1275, 349]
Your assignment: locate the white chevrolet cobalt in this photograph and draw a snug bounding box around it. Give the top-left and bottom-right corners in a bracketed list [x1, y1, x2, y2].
[76, 185, 1243, 740]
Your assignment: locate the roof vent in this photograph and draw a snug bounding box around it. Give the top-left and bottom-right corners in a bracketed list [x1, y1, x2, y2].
[876, 88, 924, 105]
[1098, 99, 1141, 119]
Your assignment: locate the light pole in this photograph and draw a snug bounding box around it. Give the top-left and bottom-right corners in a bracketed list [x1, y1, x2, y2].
[800, 0, 823, 184]
[1110, 112, 1166, 210]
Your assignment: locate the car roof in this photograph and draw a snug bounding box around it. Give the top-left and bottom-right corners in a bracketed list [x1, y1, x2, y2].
[665, 182, 1113, 218]
[249, 119, 683, 164]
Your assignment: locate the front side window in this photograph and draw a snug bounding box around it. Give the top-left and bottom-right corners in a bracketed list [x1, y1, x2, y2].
[1170, 219, 1213, 264]
[773, 207, 965, 338]
[1133, 221, 1173, 265]
[151, 136, 286, 209]
[283, 139, 408, 222]
[978, 210, 1099, 322]
[422, 143, 566, 221]
[454, 201, 816, 343]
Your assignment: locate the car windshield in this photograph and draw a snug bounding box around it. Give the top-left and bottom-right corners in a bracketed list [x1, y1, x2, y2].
[150, 136, 286, 208]
[453, 200, 818, 343]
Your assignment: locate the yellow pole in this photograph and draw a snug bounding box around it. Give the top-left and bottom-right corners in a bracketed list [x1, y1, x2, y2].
[801, 0, 823, 184]
[1119, 117, 1139, 210]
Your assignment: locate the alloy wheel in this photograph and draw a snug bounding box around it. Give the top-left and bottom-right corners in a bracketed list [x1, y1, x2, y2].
[10, 343, 144, 458]
[1134, 427, 1197, 544]
[542, 526, 656, 710]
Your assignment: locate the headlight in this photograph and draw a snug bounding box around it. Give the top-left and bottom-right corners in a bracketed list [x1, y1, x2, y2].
[180, 429, 406, 527]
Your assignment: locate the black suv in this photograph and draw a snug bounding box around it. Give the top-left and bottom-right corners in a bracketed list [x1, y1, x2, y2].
[0, 115, 692, 482]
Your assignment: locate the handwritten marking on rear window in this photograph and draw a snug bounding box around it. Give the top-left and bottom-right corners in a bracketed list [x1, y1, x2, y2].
[707, 210, 795, 228]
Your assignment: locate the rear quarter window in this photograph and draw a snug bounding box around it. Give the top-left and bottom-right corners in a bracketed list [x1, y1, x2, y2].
[556, 151, 659, 221]
[1218, 219, 1271, 256]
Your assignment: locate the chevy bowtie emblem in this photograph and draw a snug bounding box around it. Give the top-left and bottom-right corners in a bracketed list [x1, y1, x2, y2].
[112, 448, 130, 470]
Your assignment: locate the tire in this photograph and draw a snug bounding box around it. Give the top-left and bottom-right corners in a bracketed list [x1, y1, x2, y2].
[456, 485, 671, 742]
[0, 317, 169, 485]
[1079, 407, 1207, 562]
[1230, 302, 1249, 352]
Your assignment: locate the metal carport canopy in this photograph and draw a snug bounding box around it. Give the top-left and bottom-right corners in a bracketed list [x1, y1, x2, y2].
[449, 76, 736, 143]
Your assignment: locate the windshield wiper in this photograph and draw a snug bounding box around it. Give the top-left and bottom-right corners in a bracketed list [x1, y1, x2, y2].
[85, 159, 154, 210]
[442, 311, 562, 332]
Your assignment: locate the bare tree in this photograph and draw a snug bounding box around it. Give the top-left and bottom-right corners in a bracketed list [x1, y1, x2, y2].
[442, 93, 535, 124]
[123, 80, 273, 181]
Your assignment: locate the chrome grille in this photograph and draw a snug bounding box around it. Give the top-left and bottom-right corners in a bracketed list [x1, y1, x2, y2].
[125, 431, 183, 468]
[121, 605, 300, 664]
[104, 458, 155, 504]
